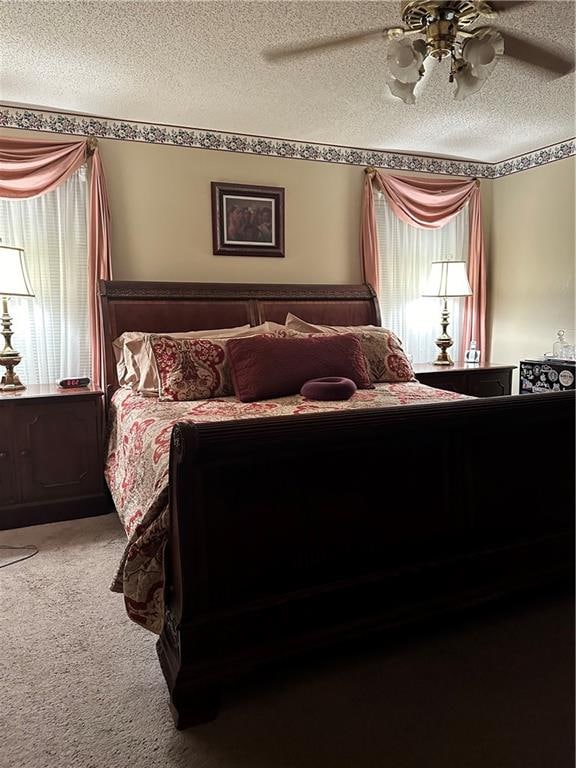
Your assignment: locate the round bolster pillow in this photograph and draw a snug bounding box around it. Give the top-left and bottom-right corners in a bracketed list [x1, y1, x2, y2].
[300, 376, 357, 401]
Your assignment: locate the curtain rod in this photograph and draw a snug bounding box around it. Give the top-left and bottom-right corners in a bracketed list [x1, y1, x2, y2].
[364, 165, 480, 184]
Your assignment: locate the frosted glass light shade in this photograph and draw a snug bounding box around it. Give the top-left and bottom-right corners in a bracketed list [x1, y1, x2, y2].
[387, 76, 418, 104]
[422, 260, 472, 298]
[0, 246, 34, 297]
[453, 64, 488, 101]
[456, 30, 503, 100]
[465, 37, 496, 68]
[388, 39, 424, 83]
[464, 30, 504, 76]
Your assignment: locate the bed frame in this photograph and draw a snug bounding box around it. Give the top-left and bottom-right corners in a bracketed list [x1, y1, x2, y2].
[100, 280, 575, 729]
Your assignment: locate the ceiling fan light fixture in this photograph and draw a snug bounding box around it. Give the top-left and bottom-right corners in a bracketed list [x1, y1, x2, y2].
[388, 38, 425, 83]
[265, 1, 575, 106]
[453, 62, 489, 100]
[462, 29, 504, 74]
[464, 37, 494, 66]
[387, 76, 419, 105]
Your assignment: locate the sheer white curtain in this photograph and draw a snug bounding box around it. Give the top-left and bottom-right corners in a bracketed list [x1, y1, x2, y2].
[0, 167, 90, 385]
[374, 194, 470, 364]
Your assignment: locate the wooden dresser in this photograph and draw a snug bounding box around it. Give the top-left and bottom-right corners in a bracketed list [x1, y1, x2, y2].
[0, 384, 108, 530]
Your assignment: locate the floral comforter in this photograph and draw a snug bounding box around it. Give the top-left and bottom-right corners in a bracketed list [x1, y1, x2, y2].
[106, 383, 472, 633]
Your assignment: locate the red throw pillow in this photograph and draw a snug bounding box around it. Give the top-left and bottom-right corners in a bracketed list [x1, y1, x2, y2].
[226, 334, 373, 402]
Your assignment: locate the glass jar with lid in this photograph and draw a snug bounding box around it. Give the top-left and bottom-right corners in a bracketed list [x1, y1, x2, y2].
[553, 330, 566, 358]
[552, 330, 575, 360]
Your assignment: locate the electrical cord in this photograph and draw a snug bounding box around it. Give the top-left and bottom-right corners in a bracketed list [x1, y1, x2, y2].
[0, 545, 39, 568]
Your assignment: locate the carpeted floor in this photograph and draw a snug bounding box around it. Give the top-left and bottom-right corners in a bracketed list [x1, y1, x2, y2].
[0, 513, 573, 768]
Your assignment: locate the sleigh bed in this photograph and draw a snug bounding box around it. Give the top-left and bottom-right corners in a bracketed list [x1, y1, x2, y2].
[100, 280, 574, 729]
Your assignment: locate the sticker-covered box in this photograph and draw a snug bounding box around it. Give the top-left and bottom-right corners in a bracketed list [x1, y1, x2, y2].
[519, 358, 576, 394]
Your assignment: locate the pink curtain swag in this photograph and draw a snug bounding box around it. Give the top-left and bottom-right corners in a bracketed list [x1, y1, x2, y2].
[0, 136, 112, 386]
[361, 169, 486, 361]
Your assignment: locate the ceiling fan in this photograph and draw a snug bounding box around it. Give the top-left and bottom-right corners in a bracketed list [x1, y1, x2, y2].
[264, 1, 574, 104]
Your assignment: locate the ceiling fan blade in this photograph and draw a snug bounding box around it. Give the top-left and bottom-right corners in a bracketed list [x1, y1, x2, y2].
[485, 1, 532, 12]
[263, 27, 406, 61]
[469, 2, 530, 21]
[501, 30, 574, 75]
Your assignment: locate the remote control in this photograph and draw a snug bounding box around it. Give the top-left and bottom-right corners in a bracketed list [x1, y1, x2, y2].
[58, 377, 91, 389]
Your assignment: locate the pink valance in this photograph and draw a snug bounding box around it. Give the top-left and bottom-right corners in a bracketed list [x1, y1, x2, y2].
[0, 139, 87, 199]
[361, 170, 486, 360]
[0, 137, 112, 386]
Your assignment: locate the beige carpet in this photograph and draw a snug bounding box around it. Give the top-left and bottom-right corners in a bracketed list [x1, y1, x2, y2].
[0, 513, 573, 768]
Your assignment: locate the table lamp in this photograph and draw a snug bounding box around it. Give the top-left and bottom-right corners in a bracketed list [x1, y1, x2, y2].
[0, 245, 34, 391]
[422, 260, 472, 366]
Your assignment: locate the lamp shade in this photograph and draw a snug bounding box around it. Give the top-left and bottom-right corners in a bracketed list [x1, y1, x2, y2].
[0, 245, 34, 297]
[453, 64, 487, 101]
[455, 30, 503, 101]
[388, 39, 425, 84]
[387, 76, 418, 104]
[422, 260, 472, 298]
[463, 30, 503, 75]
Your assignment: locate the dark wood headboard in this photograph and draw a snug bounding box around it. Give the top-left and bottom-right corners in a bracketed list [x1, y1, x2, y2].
[99, 280, 381, 391]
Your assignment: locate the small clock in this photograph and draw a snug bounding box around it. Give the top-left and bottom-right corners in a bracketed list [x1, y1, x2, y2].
[58, 377, 91, 389]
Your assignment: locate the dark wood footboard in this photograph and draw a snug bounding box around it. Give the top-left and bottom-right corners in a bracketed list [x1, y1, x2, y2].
[157, 390, 575, 728]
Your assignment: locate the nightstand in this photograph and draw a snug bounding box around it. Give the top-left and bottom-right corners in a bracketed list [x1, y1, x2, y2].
[413, 362, 516, 397]
[0, 384, 108, 530]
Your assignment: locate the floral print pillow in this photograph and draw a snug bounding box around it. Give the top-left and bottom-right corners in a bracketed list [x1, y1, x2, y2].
[149, 330, 301, 401]
[149, 335, 232, 401]
[284, 313, 415, 383]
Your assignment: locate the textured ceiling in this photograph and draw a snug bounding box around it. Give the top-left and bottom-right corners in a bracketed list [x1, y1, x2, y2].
[1, 0, 575, 162]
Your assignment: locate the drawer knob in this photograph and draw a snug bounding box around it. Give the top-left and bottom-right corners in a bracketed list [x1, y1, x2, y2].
[0, 451, 7, 459]
[19, 449, 30, 458]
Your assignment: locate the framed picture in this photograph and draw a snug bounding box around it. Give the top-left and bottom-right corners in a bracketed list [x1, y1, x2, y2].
[211, 182, 285, 257]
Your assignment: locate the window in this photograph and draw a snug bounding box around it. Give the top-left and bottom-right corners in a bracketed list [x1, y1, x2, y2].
[0, 167, 90, 385]
[374, 194, 470, 364]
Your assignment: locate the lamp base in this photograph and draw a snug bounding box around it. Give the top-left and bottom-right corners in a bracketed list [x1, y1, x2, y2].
[0, 353, 26, 391]
[433, 298, 454, 366]
[433, 337, 454, 366]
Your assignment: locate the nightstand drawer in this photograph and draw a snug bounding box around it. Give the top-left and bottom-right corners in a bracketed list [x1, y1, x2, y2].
[415, 373, 461, 394]
[465, 369, 511, 397]
[413, 363, 515, 398]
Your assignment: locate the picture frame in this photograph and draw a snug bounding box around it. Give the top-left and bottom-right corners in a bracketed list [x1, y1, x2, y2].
[211, 182, 285, 258]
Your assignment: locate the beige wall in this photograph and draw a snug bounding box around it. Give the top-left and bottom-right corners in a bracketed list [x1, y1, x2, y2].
[1, 127, 492, 288]
[489, 157, 575, 389]
[1, 127, 365, 285]
[4, 127, 574, 386]
[104, 139, 370, 284]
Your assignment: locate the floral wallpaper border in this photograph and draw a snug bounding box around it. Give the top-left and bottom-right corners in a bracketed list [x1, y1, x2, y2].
[1, 106, 574, 179]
